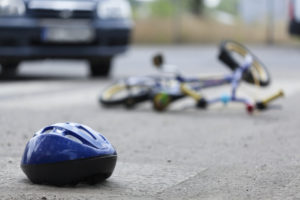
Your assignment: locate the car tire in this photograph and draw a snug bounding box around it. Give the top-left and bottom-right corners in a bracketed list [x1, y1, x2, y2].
[89, 57, 112, 77]
[1, 62, 19, 77]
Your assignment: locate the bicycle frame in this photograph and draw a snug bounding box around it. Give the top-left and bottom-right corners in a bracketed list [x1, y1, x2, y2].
[119, 55, 254, 105]
[176, 55, 254, 107]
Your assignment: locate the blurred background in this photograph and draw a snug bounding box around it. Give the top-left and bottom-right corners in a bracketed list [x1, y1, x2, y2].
[131, 0, 292, 45]
[0, 0, 298, 78]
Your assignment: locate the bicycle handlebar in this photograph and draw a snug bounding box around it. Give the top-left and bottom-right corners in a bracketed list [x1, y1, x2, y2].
[256, 90, 284, 110]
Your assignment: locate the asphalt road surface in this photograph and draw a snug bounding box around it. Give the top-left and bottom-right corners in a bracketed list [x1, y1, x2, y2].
[0, 45, 300, 200]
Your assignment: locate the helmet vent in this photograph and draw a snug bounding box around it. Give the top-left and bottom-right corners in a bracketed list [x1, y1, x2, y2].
[65, 134, 83, 144]
[78, 126, 96, 139]
[42, 129, 53, 134]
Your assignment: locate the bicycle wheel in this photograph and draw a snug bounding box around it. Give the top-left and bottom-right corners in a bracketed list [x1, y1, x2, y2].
[100, 81, 151, 108]
[218, 40, 271, 87]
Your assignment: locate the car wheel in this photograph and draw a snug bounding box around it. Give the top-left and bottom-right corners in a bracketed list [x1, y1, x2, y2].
[1, 62, 19, 77]
[89, 58, 112, 77]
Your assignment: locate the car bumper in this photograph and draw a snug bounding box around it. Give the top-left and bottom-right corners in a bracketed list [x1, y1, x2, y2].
[0, 46, 129, 58]
[0, 17, 132, 59]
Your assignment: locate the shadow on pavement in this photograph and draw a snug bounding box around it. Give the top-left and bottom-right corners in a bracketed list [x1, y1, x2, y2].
[99, 103, 284, 120]
[20, 178, 111, 189]
[0, 75, 88, 82]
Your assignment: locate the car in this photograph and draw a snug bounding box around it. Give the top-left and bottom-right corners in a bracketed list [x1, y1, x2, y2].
[289, 0, 300, 36]
[0, 0, 133, 77]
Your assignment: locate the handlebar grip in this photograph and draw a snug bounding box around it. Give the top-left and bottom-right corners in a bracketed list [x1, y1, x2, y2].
[153, 54, 164, 68]
[256, 90, 284, 110]
[180, 84, 202, 101]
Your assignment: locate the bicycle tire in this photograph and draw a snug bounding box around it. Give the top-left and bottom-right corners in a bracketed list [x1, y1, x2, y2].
[218, 40, 271, 87]
[100, 82, 151, 107]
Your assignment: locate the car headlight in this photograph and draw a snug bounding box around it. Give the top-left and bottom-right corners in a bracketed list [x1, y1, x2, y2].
[97, 0, 132, 19]
[0, 0, 25, 16]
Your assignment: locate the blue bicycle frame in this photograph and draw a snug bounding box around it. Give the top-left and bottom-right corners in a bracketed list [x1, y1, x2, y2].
[175, 55, 254, 107]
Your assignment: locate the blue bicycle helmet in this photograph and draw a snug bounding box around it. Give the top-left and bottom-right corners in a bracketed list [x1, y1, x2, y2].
[21, 122, 117, 186]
